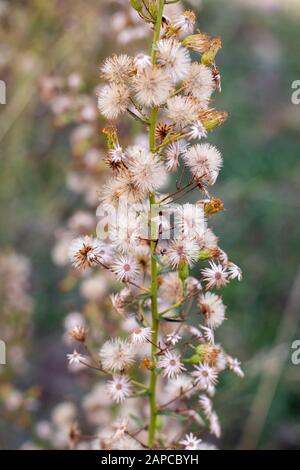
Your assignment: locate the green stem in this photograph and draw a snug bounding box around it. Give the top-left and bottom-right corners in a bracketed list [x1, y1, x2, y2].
[158, 300, 184, 317]
[148, 0, 165, 449]
[148, 192, 159, 447]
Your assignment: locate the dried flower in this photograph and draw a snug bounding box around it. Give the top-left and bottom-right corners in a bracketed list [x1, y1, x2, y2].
[66, 350, 85, 365]
[99, 338, 135, 372]
[192, 363, 218, 390]
[179, 433, 202, 450]
[183, 143, 223, 185]
[157, 351, 186, 379]
[107, 376, 132, 404]
[132, 65, 172, 107]
[202, 261, 229, 289]
[69, 325, 88, 343]
[111, 255, 140, 282]
[100, 54, 135, 84]
[69, 236, 105, 270]
[165, 238, 199, 268]
[183, 63, 214, 102]
[199, 292, 226, 329]
[165, 332, 182, 346]
[97, 83, 130, 119]
[130, 327, 153, 345]
[166, 95, 198, 127]
[227, 262, 243, 281]
[173, 11, 196, 37]
[156, 39, 191, 83]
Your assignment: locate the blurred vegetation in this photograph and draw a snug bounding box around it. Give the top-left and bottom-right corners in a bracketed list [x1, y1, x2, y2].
[0, 0, 300, 449]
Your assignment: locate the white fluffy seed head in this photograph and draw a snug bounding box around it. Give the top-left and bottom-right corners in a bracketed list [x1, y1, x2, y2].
[183, 63, 214, 102]
[156, 39, 191, 83]
[100, 54, 134, 84]
[199, 292, 226, 329]
[166, 95, 198, 127]
[97, 83, 130, 119]
[183, 143, 223, 185]
[132, 65, 173, 107]
[99, 338, 135, 372]
[69, 236, 106, 270]
[126, 146, 167, 195]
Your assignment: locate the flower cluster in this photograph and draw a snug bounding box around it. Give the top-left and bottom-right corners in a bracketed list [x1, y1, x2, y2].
[65, 0, 244, 451]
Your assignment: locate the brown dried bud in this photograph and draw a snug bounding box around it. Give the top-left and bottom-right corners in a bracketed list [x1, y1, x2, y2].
[69, 325, 88, 343]
[198, 248, 219, 261]
[155, 122, 172, 143]
[140, 357, 153, 370]
[204, 197, 224, 215]
[201, 37, 222, 65]
[198, 108, 228, 131]
[102, 126, 117, 139]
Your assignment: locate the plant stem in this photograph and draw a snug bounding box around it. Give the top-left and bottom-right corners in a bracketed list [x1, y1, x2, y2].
[148, 0, 165, 448]
[148, 192, 159, 448]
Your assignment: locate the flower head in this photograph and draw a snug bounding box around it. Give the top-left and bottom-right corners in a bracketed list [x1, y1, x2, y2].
[106, 145, 126, 171]
[69, 325, 88, 343]
[110, 289, 130, 318]
[101, 54, 135, 84]
[198, 394, 213, 418]
[164, 141, 187, 172]
[183, 63, 214, 102]
[175, 203, 206, 239]
[97, 83, 130, 119]
[165, 375, 194, 400]
[179, 433, 202, 450]
[157, 350, 186, 379]
[111, 254, 140, 282]
[227, 356, 244, 378]
[67, 350, 84, 365]
[111, 435, 142, 450]
[166, 95, 198, 127]
[130, 327, 153, 345]
[199, 292, 226, 329]
[173, 11, 196, 37]
[156, 39, 191, 83]
[187, 120, 208, 141]
[69, 236, 105, 270]
[165, 332, 182, 346]
[126, 146, 167, 194]
[227, 262, 243, 281]
[165, 238, 199, 268]
[183, 143, 223, 185]
[202, 261, 229, 289]
[132, 65, 172, 107]
[99, 338, 135, 372]
[107, 375, 132, 404]
[192, 363, 218, 390]
[209, 411, 221, 438]
[160, 272, 183, 304]
[134, 53, 152, 72]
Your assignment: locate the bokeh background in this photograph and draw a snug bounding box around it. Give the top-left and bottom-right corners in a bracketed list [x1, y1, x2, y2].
[0, 0, 300, 450]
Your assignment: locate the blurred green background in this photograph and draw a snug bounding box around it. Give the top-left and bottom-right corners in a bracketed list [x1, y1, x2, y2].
[0, 0, 300, 449]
